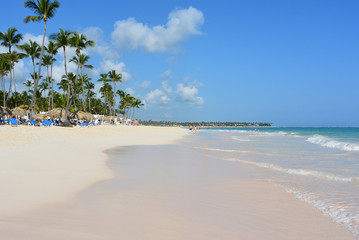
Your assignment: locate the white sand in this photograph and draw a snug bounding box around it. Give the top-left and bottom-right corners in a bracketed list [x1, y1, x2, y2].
[0, 125, 186, 217]
[0, 126, 355, 239]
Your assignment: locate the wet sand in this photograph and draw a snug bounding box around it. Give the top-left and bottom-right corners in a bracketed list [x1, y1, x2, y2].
[0, 143, 354, 240]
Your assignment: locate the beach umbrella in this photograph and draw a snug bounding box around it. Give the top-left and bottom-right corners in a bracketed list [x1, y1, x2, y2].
[18, 105, 30, 111]
[33, 113, 46, 121]
[44, 108, 67, 120]
[0, 106, 12, 116]
[71, 111, 95, 121]
[11, 107, 27, 117]
[103, 116, 113, 122]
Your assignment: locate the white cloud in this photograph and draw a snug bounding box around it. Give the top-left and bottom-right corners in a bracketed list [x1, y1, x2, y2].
[100, 60, 131, 81]
[139, 81, 151, 89]
[176, 83, 204, 105]
[144, 89, 170, 105]
[160, 69, 172, 79]
[111, 6, 204, 53]
[0, 45, 7, 53]
[125, 87, 136, 96]
[51, 60, 78, 83]
[162, 81, 172, 94]
[13, 60, 29, 83]
[21, 33, 49, 46]
[83, 27, 119, 60]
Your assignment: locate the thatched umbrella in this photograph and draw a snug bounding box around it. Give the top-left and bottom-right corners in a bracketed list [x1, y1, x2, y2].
[102, 116, 114, 122]
[0, 106, 12, 116]
[44, 108, 67, 120]
[71, 111, 95, 121]
[11, 107, 27, 117]
[18, 105, 30, 111]
[33, 113, 46, 121]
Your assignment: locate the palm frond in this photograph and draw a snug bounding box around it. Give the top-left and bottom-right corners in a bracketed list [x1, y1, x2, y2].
[24, 15, 42, 23]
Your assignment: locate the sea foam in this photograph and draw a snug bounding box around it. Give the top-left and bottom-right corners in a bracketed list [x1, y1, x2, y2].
[226, 158, 359, 183]
[307, 135, 359, 152]
[285, 187, 359, 238]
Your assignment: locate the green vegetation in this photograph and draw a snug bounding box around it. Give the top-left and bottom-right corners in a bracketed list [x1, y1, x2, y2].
[139, 120, 272, 127]
[0, 0, 144, 120]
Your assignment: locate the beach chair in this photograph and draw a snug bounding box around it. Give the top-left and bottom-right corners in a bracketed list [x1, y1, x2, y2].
[10, 118, 18, 127]
[29, 120, 36, 126]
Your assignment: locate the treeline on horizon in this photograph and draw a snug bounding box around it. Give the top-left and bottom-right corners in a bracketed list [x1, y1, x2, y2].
[139, 120, 272, 127]
[0, 0, 143, 121]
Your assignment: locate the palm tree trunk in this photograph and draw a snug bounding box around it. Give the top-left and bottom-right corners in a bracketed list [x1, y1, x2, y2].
[46, 65, 50, 111]
[88, 96, 91, 113]
[13, 68, 17, 107]
[50, 63, 54, 109]
[2, 76, 5, 108]
[81, 68, 86, 110]
[31, 20, 47, 115]
[64, 47, 71, 121]
[7, 63, 12, 101]
[32, 57, 36, 76]
[113, 81, 116, 116]
[73, 55, 80, 107]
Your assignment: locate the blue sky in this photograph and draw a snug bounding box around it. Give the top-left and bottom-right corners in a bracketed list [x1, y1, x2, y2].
[1, 0, 358, 126]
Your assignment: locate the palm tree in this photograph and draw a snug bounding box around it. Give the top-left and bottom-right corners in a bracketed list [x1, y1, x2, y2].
[70, 54, 93, 109]
[6, 51, 26, 107]
[133, 98, 144, 121]
[84, 78, 95, 111]
[24, 0, 60, 114]
[50, 28, 73, 119]
[107, 70, 122, 115]
[38, 79, 48, 97]
[18, 40, 41, 76]
[0, 28, 23, 102]
[0, 55, 10, 107]
[57, 79, 68, 95]
[69, 33, 94, 104]
[45, 40, 58, 109]
[24, 79, 33, 92]
[99, 82, 113, 115]
[0, 28, 23, 53]
[41, 54, 53, 110]
[87, 90, 96, 113]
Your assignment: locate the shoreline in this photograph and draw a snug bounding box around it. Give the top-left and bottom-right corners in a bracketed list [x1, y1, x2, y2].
[0, 126, 355, 239]
[0, 125, 187, 217]
[0, 143, 354, 239]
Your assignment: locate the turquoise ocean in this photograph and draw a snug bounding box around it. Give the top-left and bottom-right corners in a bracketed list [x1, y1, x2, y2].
[194, 127, 359, 238]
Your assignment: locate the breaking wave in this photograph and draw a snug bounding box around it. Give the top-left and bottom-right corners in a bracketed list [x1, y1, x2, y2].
[231, 136, 251, 141]
[307, 135, 359, 152]
[226, 158, 359, 183]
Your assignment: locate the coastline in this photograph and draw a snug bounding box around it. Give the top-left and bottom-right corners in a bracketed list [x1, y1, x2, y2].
[0, 125, 187, 217]
[0, 142, 354, 239]
[0, 126, 355, 239]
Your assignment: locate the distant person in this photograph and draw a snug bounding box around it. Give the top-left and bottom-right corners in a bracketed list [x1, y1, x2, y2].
[189, 125, 193, 131]
[194, 126, 197, 134]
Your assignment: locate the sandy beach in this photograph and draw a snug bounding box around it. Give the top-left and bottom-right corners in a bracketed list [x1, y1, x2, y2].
[0, 125, 186, 217]
[0, 126, 355, 239]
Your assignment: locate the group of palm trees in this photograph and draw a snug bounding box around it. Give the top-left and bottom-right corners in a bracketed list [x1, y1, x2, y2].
[0, 0, 143, 120]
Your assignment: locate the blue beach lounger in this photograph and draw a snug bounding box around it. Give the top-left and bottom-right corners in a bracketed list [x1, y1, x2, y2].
[10, 118, 18, 126]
